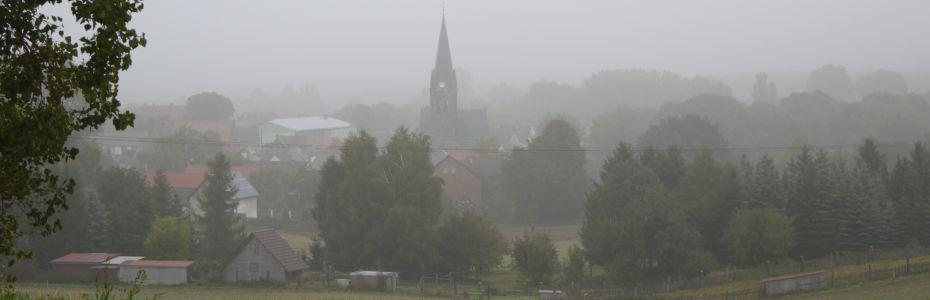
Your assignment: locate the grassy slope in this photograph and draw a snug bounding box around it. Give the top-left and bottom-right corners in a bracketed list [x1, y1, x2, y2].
[13, 283, 445, 300]
[783, 271, 930, 300]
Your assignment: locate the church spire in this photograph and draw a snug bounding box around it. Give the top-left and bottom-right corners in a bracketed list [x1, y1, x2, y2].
[434, 15, 453, 72]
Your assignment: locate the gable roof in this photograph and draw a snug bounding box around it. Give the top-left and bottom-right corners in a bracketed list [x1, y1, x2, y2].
[269, 116, 351, 132]
[230, 171, 259, 200]
[241, 230, 308, 272]
[50, 253, 121, 265]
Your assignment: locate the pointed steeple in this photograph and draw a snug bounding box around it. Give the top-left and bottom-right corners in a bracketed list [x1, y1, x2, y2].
[434, 16, 453, 72]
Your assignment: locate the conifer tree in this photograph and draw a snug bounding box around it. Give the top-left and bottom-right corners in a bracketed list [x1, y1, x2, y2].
[196, 154, 244, 279]
[151, 169, 184, 217]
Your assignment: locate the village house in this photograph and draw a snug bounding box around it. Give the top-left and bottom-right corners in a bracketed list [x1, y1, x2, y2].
[146, 164, 262, 219]
[223, 229, 309, 284]
[432, 152, 502, 213]
[49, 253, 121, 275]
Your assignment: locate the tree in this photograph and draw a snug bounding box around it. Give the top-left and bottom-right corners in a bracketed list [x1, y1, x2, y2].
[511, 231, 559, 288]
[581, 143, 712, 284]
[96, 167, 154, 254]
[857, 138, 887, 177]
[313, 131, 387, 270]
[377, 127, 443, 277]
[140, 127, 223, 171]
[0, 0, 145, 272]
[195, 154, 244, 280]
[437, 212, 507, 278]
[675, 150, 739, 259]
[561, 244, 586, 291]
[752, 73, 778, 103]
[890, 143, 930, 245]
[185, 92, 234, 120]
[724, 208, 795, 266]
[858, 69, 908, 96]
[502, 119, 588, 223]
[144, 216, 191, 260]
[151, 170, 184, 218]
[807, 64, 854, 101]
[251, 165, 320, 221]
[637, 114, 729, 158]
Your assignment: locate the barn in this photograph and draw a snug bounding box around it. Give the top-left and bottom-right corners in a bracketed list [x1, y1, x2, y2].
[223, 229, 309, 284]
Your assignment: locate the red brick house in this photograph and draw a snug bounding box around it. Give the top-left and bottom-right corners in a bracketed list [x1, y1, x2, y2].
[434, 155, 483, 212]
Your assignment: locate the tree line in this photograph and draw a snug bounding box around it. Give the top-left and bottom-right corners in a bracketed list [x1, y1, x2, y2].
[579, 137, 930, 286]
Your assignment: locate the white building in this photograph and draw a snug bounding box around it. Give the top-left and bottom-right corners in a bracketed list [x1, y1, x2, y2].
[118, 260, 193, 285]
[188, 170, 259, 219]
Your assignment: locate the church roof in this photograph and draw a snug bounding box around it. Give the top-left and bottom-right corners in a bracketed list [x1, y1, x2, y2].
[435, 16, 453, 73]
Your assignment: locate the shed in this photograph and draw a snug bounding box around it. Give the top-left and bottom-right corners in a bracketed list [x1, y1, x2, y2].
[349, 271, 399, 292]
[118, 260, 193, 285]
[49, 253, 121, 274]
[761, 271, 824, 296]
[223, 229, 309, 284]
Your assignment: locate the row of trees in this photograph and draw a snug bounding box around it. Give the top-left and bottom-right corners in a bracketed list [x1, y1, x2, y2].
[579, 137, 930, 285]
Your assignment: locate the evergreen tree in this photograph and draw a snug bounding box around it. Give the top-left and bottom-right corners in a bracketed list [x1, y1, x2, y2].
[96, 167, 154, 254]
[196, 154, 245, 280]
[502, 119, 588, 223]
[857, 138, 887, 177]
[151, 169, 184, 217]
[750, 154, 782, 211]
[639, 146, 686, 190]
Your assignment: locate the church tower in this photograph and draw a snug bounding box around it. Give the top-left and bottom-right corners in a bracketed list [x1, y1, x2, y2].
[424, 16, 459, 147]
[419, 14, 487, 148]
[430, 16, 458, 114]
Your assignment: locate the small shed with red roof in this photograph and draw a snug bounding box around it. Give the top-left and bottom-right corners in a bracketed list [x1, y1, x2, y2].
[49, 253, 121, 274]
[118, 260, 193, 285]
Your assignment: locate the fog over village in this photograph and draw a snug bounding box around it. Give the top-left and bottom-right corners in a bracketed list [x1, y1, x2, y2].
[4, 1, 930, 299]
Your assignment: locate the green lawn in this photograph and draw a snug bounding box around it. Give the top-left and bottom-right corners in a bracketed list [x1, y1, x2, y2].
[783, 271, 930, 300]
[12, 283, 445, 300]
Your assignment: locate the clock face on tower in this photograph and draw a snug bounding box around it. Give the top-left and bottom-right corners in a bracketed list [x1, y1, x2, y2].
[438, 81, 446, 89]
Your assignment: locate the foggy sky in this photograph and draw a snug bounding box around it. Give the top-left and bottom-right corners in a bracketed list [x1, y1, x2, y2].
[111, 0, 930, 107]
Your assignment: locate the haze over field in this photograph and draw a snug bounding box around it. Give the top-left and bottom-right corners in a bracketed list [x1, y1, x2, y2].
[104, 0, 930, 106]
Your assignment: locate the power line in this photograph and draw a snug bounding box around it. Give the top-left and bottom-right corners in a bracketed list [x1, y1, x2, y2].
[71, 134, 922, 154]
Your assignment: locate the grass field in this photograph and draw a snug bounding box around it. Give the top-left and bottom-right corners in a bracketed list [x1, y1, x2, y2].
[12, 283, 447, 300]
[782, 271, 930, 299]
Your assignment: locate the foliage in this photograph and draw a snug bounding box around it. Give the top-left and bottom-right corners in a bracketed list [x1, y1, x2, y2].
[675, 150, 739, 259]
[150, 170, 184, 218]
[195, 154, 244, 280]
[724, 208, 795, 266]
[561, 244, 586, 291]
[250, 165, 320, 221]
[581, 143, 714, 284]
[0, 0, 145, 273]
[144, 216, 191, 260]
[185, 92, 234, 120]
[502, 119, 588, 223]
[638, 113, 729, 157]
[807, 64, 855, 101]
[139, 127, 223, 171]
[313, 128, 443, 278]
[511, 231, 559, 288]
[752, 73, 778, 103]
[437, 212, 507, 278]
[96, 168, 154, 255]
[858, 69, 908, 96]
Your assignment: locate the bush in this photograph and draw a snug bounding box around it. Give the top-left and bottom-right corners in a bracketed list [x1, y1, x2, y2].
[724, 208, 795, 266]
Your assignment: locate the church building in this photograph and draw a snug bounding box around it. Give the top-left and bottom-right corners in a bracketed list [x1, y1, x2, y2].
[419, 16, 489, 148]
